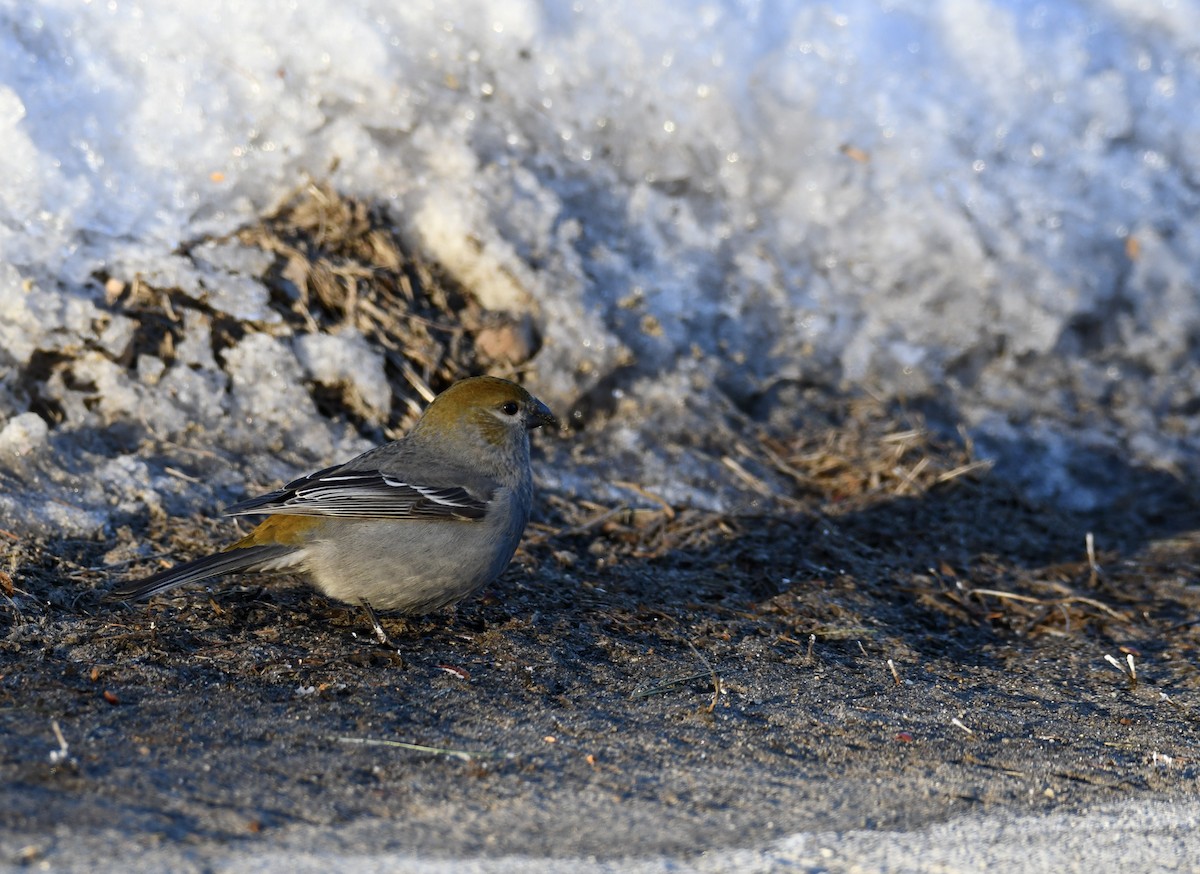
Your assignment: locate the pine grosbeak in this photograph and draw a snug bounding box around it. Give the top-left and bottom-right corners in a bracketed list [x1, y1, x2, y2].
[107, 376, 557, 639]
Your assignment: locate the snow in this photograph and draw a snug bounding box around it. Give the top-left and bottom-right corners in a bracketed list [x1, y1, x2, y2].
[1, 0, 1199, 534]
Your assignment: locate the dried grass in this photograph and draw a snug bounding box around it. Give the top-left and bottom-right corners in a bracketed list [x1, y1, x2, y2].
[108, 179, 537, 437]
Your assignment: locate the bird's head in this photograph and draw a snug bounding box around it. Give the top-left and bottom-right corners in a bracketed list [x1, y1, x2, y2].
[413, 376, 558, 451]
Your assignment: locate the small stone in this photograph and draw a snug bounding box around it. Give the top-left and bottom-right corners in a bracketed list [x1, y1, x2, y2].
[475, 317, 535, 366]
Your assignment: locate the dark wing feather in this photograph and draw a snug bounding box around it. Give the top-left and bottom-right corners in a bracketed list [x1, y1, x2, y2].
[223, 469, 490, 521]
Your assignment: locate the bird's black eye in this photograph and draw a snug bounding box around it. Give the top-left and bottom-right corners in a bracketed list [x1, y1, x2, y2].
[500, 401, 520, 416]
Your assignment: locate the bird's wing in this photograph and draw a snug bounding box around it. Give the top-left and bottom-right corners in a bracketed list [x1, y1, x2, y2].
[223, 466, 491, 521]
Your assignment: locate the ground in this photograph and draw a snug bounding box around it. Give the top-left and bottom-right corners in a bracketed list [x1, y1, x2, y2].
[3, 401, 1200, 871]
[2, 186, 1199, 870]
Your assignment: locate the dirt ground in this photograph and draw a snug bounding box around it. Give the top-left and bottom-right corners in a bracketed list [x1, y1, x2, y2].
[2, 185, 1199, 869]
[3, 405, 1200, 869]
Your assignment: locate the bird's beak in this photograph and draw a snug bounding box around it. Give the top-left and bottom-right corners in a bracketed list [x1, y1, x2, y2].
[528, 398, 559, 431]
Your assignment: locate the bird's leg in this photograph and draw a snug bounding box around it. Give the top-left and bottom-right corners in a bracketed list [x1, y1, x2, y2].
[360, 601, 390, 646]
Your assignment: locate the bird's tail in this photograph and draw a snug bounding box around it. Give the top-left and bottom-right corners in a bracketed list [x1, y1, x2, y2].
[105, 544, 296, 603]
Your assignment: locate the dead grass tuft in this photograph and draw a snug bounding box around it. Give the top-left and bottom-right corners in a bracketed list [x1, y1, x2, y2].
[105, 180, 539, 437]
[757, 396, 992, 509]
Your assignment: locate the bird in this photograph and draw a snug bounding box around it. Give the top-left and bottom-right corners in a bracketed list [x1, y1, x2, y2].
[106, 375, 558, 642]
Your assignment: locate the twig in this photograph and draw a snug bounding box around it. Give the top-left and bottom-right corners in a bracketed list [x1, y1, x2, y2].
[720, 456, 805, 509]
[398, 361, 435, 403]
[613, 481, 676, 520]
[881, 429, 923, 444]
[686, 640, 722, 714]
[1086, 531, 1099, 587]
[935, 459, 993, 483]
[968, 589, 1043, 604]
[49, 720, 72, 765]
[163, 466, 202, 484]
[969, 588, 1127, 623]
[1104, 654, 1137, 689]
[893, 457, 930, 495]
[550, 506, 633, 539]
[756, 435, 817, 488]
[631, 671, 713, 700]
[1061, 596, 1127, 622]
[333, 736, 488, 762]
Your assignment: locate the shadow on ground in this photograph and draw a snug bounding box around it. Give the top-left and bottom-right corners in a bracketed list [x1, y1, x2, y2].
[2, 421, 1199, 868]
